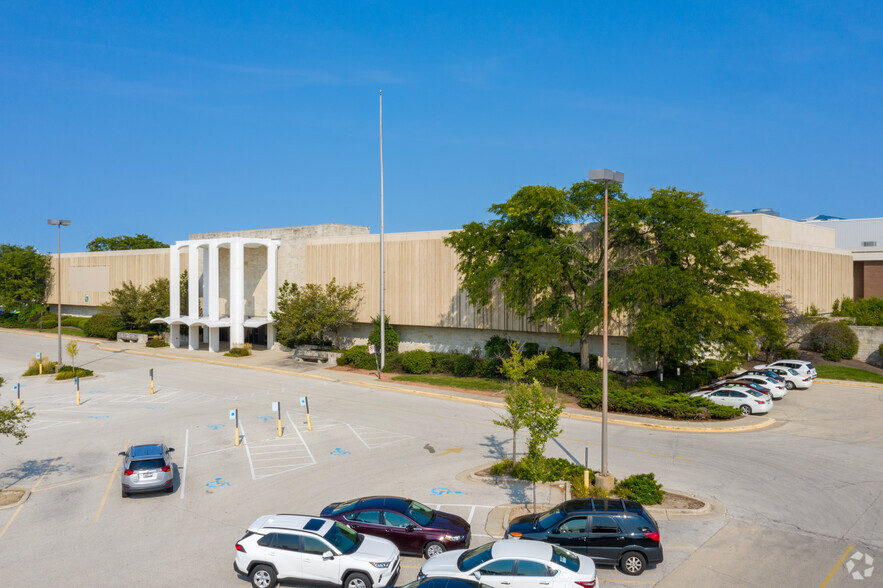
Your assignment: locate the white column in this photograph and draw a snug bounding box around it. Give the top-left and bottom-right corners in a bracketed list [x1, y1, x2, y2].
[208, 243, 220, 352]
[266, 242, 278, 348]
[169, 244, 181, 348]
[230, 240, 245, 347]
[188, 244, 200, 350]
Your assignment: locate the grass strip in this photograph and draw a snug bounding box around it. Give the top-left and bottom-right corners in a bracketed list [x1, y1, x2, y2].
[816, 365, 883, 384]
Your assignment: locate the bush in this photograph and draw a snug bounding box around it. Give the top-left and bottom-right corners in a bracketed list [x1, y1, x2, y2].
[56, 366, 94, 380]
[475, 358, 503, 379]
[146, 337, 169, 348]
[402, 349, 432, 374]
[225, 345, 252, 357]
[428, 351, 456, 374]
[509, 456, 585, 483]
[337, 345, 380, 371]
[84, 313, 124, 339]
[832, 297, 883, 326]
[484, 335, 514, 360]
[539, 347, 580, 371]
[368, 316, 400, 353]
[453, 354, 477, 377]
[778, 347, 800, 360]
[23, 357, 56, 376]
[807, 321, 859, 361]
[614, 473, 665, 505]
[522, 342, 540, 357]
[62, 316, 89, 330]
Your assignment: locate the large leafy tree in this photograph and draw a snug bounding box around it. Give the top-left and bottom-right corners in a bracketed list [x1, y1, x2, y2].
[86, 234, 168, 251]
[102, 276, 180, 332]
[608, 187, 781, 373]
[444, 183, 617, 368]
[0, 244, 52, 312]
[272, 279, 363, 349]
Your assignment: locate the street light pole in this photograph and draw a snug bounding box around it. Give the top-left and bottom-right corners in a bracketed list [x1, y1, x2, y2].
[587, 169, 623, 488]
[47, 219, 71, 366]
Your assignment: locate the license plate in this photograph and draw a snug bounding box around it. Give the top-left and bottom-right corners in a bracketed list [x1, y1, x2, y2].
[142, 473, 156, 480]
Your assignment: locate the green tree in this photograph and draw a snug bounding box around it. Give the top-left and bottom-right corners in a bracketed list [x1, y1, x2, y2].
[492, 383, 532, 463]
[493, 342, 552, 462]
[498, 341, 547, 384]
[272, 279, 363, 349]
[368, 315, 400, 353]
[607, 188, 781, 374]
[444, 183, 616, 368]
[66, 341, 79, 369]
[0, 244, 52, 312]
[104, 276, 174, 332]
[0, 380, 35, 444]
[86, 234, 168, 251]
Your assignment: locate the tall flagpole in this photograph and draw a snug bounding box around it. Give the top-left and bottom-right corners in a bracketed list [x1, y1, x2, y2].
[379, 90, 386, 371]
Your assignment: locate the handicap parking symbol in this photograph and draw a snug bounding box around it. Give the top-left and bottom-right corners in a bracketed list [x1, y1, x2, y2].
[88, 415, 110, 420]
[207, 424, 224, 430]
[330, 448, 351, 456]
[430, 487, 462, 496]
[146, 406, 165, 410]
[206, 477, 231, 488]
[257, 416, 271, 422]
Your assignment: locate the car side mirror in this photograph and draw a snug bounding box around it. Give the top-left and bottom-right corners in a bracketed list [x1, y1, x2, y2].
[322, 551, 334, 560]
[118, 452, 126, 456]
[168, 448, 175, 452]
[472, 571, 482, 581]
[406, 524, 416, 532]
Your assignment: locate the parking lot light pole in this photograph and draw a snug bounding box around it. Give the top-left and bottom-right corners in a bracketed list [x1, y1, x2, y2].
[587, 169, 623, 489]
[47, 219, 71, 367]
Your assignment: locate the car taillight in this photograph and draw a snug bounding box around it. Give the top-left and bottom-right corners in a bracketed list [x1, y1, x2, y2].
[124, 469, 134, 476]
[235, 543, 246, 552]
[755, 400, 765, 404]
[643, 530, 660, 541]
[161, 466, 171, 472]
[574, 582, 595, 588]
[508, 532, 522, 538]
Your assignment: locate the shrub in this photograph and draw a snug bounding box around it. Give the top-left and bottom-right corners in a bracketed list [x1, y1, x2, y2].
[807, 321, 859, 361]
[368, 315, 400, 353]
[402, 349, 432, 374]
[510, 456, 584, 483]
[62, 316, 89, 330]
[225, 345, 252, 357]
[382, 351, 403, 373]
[23, 357, 56, 376]
[833, 296, 883, 326]
[522, 342, 540, 357]
[146, 337, 169, 348]
[453, 354, 477, 377]
[488, 459, 512, 476]
[778, 347, 800, 360]
[84, 313, 124, 339]
[614, 473, 665, 505]
[484, 335, 514, 360]
[56, 366, 93, 380]
[475, 358, 503, 379]
[539, 347, 580, 371]
[428, 351, 456, 374]
[879, 343, 883, 356]
[338, 345, 380, 370]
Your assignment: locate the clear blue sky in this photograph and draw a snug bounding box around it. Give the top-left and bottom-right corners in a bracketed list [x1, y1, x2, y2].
[2, 1, 881, 254]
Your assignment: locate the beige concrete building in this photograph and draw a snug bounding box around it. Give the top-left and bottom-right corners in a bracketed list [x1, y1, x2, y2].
[49, 214, 854, 369]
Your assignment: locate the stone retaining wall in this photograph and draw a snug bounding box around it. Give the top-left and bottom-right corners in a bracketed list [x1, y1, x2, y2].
[849, 325, 883, 367]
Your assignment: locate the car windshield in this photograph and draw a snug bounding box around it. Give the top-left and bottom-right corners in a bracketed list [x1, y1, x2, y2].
[458, 542, 493, 571]
[550, 545, 579, 572]
[537, 505, 565, 530]
[324, 522, 361, 554]
[407, 500, 434, 526]
[131, 459, 165, 470]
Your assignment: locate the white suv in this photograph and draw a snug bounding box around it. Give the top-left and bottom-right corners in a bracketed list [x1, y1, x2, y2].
[755, 360, 816, 379]
[234, 514, 400, 588]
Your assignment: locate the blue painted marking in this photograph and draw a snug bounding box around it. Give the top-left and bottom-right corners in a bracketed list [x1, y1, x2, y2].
[88, 415, 110, 420]
[329, 448, 351, 456]
[207, 424, 225, 430]
[146, 406, 165, 410]
[257, 416, 271, 422]
[88, 390, 105, 394]
[206, 477, 231, 488]
[430, 487, 462, 496]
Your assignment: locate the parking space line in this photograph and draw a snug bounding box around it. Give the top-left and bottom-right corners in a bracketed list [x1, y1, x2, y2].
[467, 505, 476, 524]
[33, 472, 112, 492]
[287, 413, 316, 465]
[241, 421, 256, 480]
[180, 428, 189, 500]
[347, 423, 371, 449]
[94, 442, 127, 523]
[820, 544, 853, 588]
[0, 454, 61, 541]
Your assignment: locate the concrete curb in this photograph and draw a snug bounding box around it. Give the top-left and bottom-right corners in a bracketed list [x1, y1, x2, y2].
[814, 378, 883, 389]
[0, 489, 30, 510]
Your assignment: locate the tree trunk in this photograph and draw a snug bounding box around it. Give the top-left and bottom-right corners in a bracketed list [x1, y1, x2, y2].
[580, 336, 591, 370]
[511, 431, 517, 463]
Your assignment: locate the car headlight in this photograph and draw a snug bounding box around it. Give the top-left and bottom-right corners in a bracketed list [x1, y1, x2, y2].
[417, 572, 426, 581]
[371, 562, 391, 569]
[444, 535, 465, 542]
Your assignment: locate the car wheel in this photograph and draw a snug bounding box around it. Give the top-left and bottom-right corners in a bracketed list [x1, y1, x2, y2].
[121, 488, 128, 498]
[250, 564, 277, 588]
[424, 541, 446, 558]
[166, 485, 174, 493]
[344, 572, 372, 588]
[785, 381, 795, 390]
[740, 404, 752, 415]
[619, 551, 647, 576]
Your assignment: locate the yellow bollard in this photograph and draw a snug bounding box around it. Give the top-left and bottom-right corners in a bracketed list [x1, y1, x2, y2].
[17, 398, 21, 412]
[39, 363, 43, 375]
[77, 389, 80, 406]
[277, 419, 282, 437]
[150, 380, 154, 395]
[583, 469, 590, 489]
[307, 413, 312, 431]
[235, 426, 240, 446]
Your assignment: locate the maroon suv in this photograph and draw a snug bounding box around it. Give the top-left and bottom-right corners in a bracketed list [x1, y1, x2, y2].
[321, 496, 470, 558]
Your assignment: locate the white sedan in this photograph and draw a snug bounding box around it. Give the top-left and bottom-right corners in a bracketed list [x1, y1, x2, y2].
[419, 540, 597, 588]
[754, 366, 813, 390]
[691, 386, 773, 415]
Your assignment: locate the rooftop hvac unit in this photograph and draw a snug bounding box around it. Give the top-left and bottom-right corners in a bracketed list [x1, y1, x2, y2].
[752, 208, 780, 217]
[725, 210, 745, 215]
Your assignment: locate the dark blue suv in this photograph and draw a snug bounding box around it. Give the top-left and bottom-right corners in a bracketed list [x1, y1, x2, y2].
[504, 498, 662, 576]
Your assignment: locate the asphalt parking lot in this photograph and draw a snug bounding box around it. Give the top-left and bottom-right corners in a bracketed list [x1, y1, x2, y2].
[1, 330, 880, 587]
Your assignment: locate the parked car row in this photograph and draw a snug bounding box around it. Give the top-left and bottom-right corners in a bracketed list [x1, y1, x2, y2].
[232, 496, 664, 587]
[689, 359, 816, 415]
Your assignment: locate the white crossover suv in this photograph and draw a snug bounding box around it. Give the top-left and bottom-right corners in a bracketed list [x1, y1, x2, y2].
[234, 514, 400, 588]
